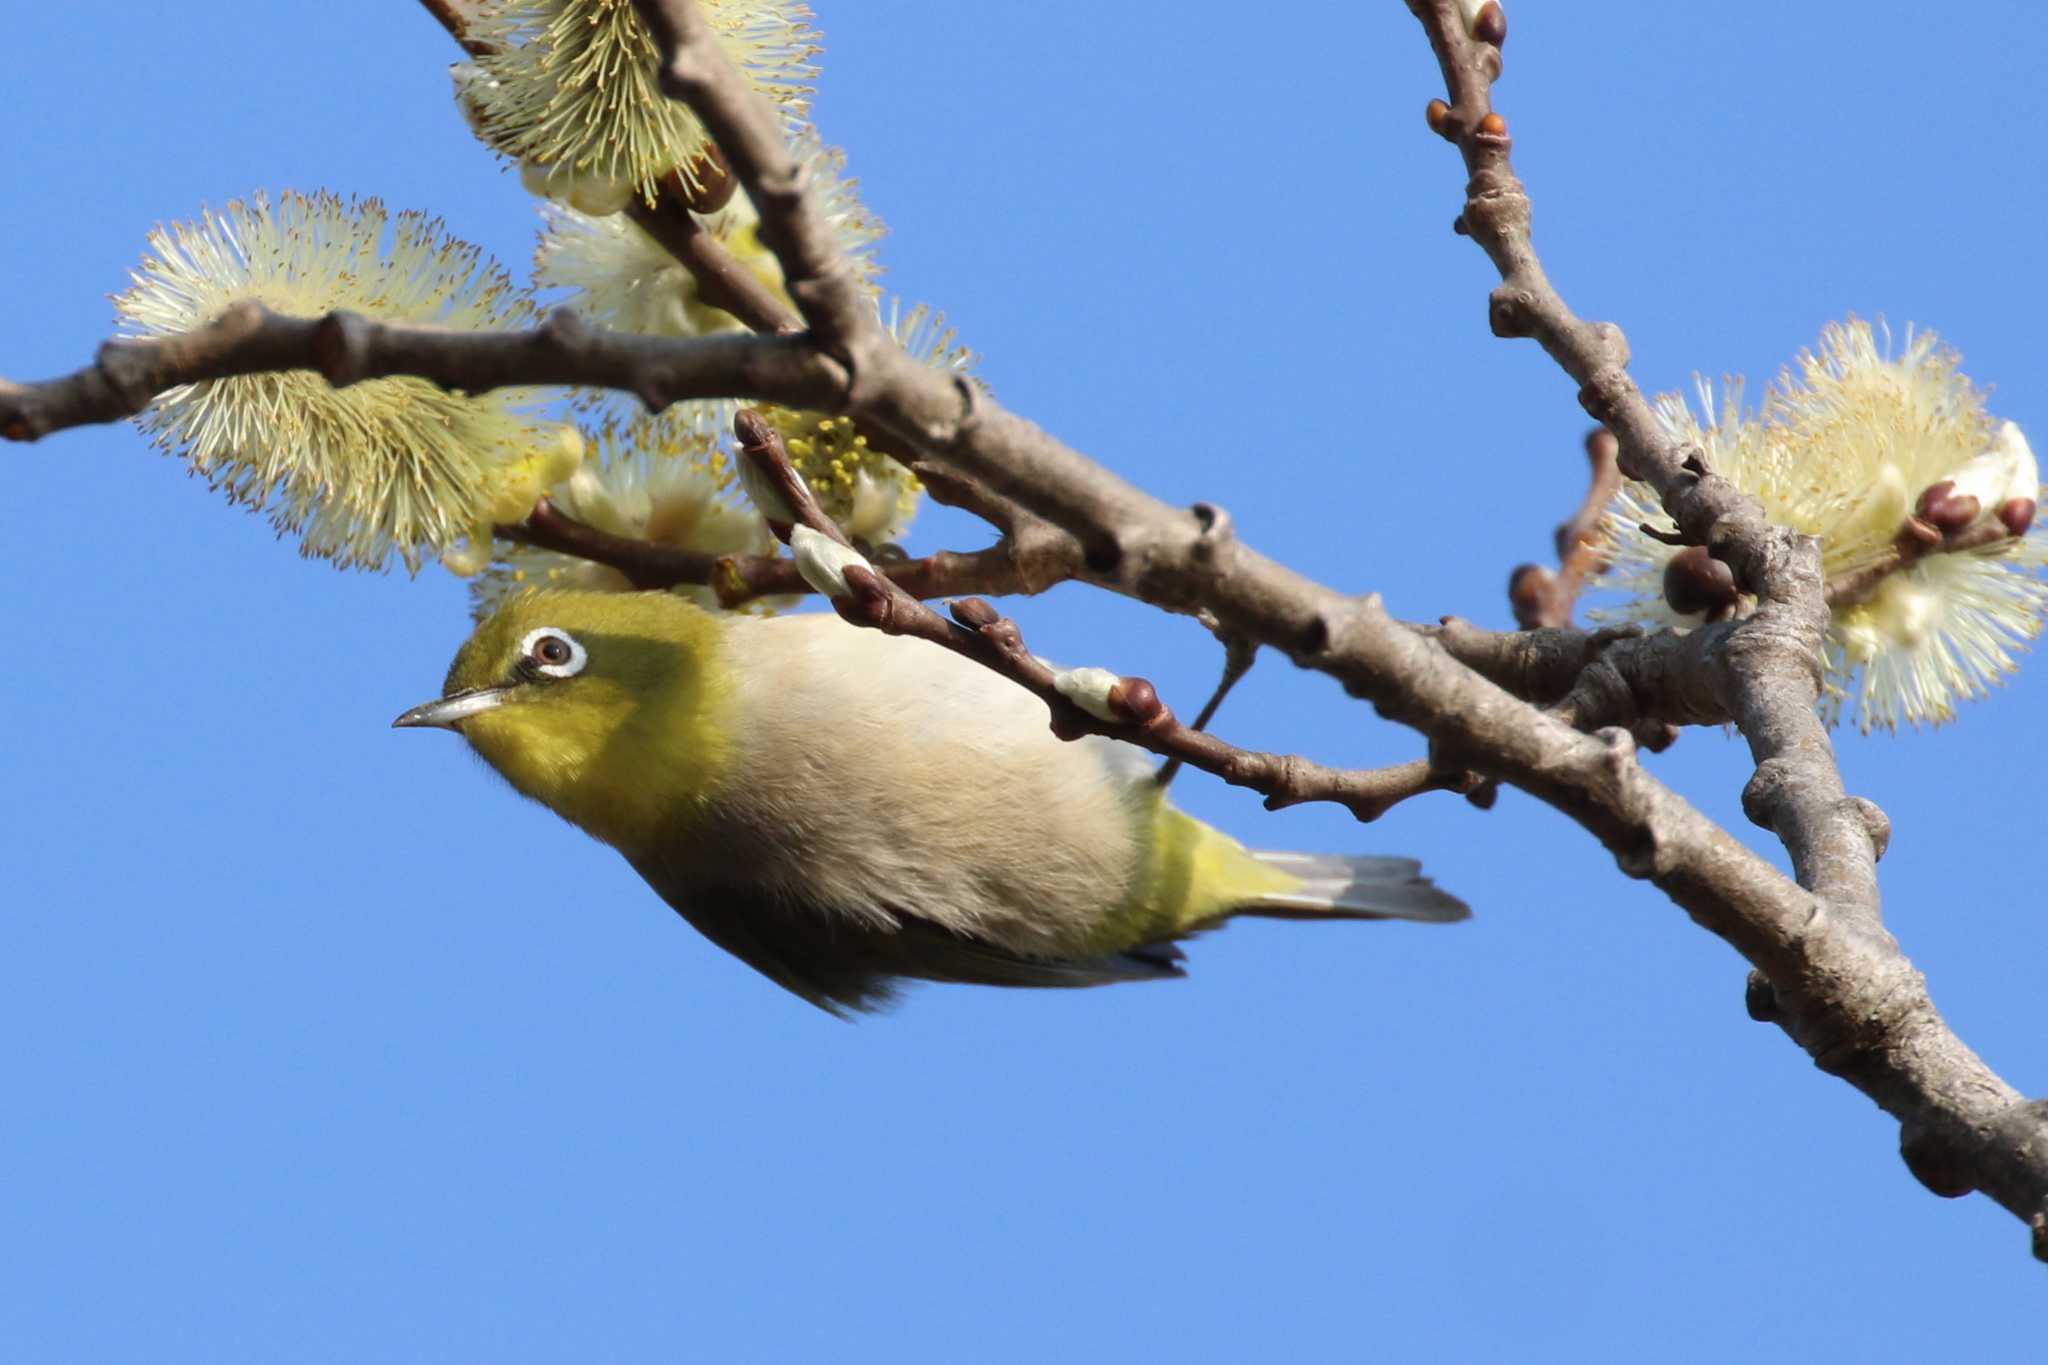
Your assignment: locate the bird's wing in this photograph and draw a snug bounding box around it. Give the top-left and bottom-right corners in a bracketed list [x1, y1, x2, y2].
[630, 857, 1181, 1017]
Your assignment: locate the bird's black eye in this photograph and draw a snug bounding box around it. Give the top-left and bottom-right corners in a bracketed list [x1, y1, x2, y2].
[517, 626, 587, 679]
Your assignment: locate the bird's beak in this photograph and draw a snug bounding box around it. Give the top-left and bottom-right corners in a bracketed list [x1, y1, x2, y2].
[391, 688, 508, 731]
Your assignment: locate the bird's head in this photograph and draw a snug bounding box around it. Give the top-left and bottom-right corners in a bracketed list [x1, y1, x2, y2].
[395, 591, 732, 849]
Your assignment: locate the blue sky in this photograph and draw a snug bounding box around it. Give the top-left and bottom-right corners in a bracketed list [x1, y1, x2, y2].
[4, 2, 2045, 1359]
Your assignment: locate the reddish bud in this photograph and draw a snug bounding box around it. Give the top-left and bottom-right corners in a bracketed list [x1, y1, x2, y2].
[1663, 546, 1737, 618]
[671, 144, 737, 214]
[1474, 1, 1508, 47]
[1898, 516, 1943, 549]
[1477, 112, 1508, 138]
[949, 597, 1000, 629]
[1914, 480, 1981, 534]
[1425, 98, 1453, 138]
[1508, 563, 1553, 628]
[1998, 497, 2037, 537]
[1109, 677, 1168, 726]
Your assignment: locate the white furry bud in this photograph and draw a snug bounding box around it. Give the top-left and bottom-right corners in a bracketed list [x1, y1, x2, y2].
[790, 525, 872, 600]
[519, 161, 634, 217]
[1946, 421, 2040, 512]
[1052, 666, 1123, 721]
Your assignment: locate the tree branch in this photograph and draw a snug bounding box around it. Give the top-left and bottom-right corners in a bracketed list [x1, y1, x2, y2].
[1824, 515, 2032, 610]
[5, 0, 2041, 1257]
[1409, 0, 2046, 1248]
[623, 190, 803, 337]
[1509, 426, 1619, 628]
[499, 496, 1076, 608]
[628, 0, 2048, 1253]
[730, 408, 1466, 824]
[0, 302, 845, 441]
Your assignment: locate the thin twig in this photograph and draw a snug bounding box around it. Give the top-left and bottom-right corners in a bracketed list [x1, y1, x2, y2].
[500, 496, 1073, 608]
[419, 0, 492, 56]
[1154, 622, 1257, 790]
[733, 408, 1467, 824]
[624, 194, 802, 336]
[1823, 517, 2027, 609]
[1510, 426, 1620, 629]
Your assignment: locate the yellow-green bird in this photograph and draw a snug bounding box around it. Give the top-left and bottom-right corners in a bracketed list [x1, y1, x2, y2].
[395, 591, 1466, 1014]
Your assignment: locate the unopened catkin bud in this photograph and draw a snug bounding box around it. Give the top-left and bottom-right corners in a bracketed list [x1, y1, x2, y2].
[790, 525, 872, 600]
[1663, 546, 1738, 618]
[1052, 667, 1124, 722]
[1914, 480, 1981, 535]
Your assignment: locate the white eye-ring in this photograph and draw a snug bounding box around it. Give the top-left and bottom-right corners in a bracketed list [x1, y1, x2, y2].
[519, 626, 587, 679]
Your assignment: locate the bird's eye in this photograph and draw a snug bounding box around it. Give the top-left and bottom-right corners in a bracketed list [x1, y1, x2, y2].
[517, 626, 587, 680]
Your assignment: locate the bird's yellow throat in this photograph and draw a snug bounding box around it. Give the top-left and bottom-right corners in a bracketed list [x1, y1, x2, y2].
[446, 593, 737, 855]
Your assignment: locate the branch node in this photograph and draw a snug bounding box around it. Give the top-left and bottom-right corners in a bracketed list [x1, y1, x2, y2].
[1189, 501, 1234, 563]
[1487, 285, 1534, 338]
[312, 310, 373, 389]
[1293, 614, 1331, 660]
[1744, 971, 1780, 1024]
[1740, 756, 1798, 834]
[541, 305, 592, 349]
[1845, 797, 1891, 862]
[93, 338, 163, 414]
[1900, 1123, 1978, 1200]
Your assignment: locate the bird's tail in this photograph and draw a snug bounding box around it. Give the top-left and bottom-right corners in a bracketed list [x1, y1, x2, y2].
[1235, 851, 1469, 924]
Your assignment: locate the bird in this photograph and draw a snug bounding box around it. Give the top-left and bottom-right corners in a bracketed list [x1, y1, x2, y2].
[394, 591, 1468, 1014]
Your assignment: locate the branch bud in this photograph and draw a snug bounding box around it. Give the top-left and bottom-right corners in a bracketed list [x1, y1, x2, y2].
[790, 525, 871, 600]
[1998, 497, 2037, 537]
[671, 142, 737, 214]
[1473, 1, 1507, 47]
[1108, 676, 1169, 726]
[949, 597, 1000, 629]
[1914, 480, 1980, 535]
[1455, 0, 1506, 44]
[1508, 563, 1553, 628]
[1663, 546, 1738, 618]
[1052, 666, 1125, 722]
[520, 160, 633, 217]
[1584, 426, 1619, 467]
[1425, 99, 1453, 139]
[1935, 420, 2039, 536]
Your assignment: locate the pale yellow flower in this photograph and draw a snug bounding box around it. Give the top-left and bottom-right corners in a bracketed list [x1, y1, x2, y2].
[1829, 546, 2048, 731]
[687, 299, 975, 545]
[468, 409, 782, 617]
[466, 0, 818, 209]
[531, 124, 885, 337]
[114, 190, 576, 572]
[1590, 319, 2047, 731]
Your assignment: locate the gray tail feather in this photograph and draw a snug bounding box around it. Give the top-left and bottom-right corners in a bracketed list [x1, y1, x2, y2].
[1241, 852, 1469, 924]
